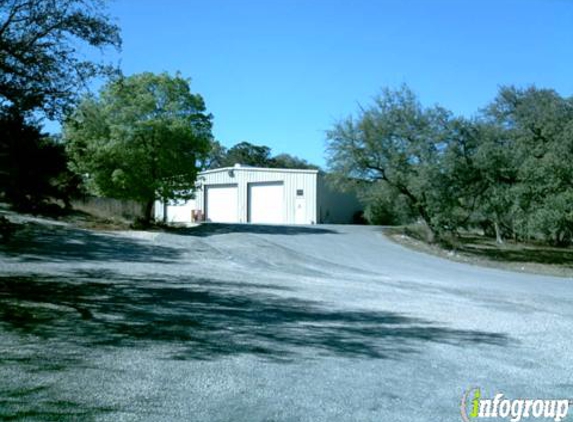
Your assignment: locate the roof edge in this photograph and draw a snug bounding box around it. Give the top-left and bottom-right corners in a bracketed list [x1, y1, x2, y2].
[200, 166, 320, 175]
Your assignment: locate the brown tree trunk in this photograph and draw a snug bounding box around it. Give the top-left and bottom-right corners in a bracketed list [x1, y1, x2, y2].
[494, 220, 504, 244]
[425, 224, 436, 243]
[389, 179, 437, 243]
[416, 206, 436, 243]
[143, 199, 154, 226]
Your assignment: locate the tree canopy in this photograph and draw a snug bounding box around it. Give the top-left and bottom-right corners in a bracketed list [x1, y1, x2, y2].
[0, 109, 81, 211]
[272, 153, 319, 170]
[326, 86, 454, 238]
[327, 85, 573, 246]
[203, 140, 319, 170]
[0, 0, 120, 211]
[224, 141, 273, 167]
[64, 72, 213, 223]
[0, 0, 121, 119]
[482, 86, 573, 245]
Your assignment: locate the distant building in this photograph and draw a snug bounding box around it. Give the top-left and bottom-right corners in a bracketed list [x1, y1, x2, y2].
[155, 164, 362, 225]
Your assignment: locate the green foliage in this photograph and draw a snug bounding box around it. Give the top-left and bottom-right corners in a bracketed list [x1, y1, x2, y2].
[64, 72, 213, 223]
[0, 0, 119, 212]
[327, 84, 573, 246]
[223, 141, 273, 167]
[201, 140, 228, 169]
[482, 86, 573, 245]
[271, 153, 319, 170]
[360, 181, 415, 225]
[326, 85, 454, 239]
[0, 0, 121, 118]
[0, 109, 82, 211]
[0, 215, 16, 242]
[203, 140, 319, 170]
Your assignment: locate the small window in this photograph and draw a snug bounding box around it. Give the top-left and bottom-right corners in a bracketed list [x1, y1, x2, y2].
[296, 189, 304, 196]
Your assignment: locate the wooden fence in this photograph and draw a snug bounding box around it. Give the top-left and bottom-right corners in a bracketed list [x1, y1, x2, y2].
[72, 197, 145, 221]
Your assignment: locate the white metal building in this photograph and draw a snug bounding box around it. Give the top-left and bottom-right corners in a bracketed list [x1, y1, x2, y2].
[155, 165, 361, 225]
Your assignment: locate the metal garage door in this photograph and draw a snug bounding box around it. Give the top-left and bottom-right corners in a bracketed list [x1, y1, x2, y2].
[205, 184, 238, 223]
[248, 182, 284, 224]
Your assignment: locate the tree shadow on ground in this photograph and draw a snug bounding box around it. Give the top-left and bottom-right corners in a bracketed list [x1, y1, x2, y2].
[455, 235, 573, 267]
[167, 223, 339, 237]
[0, 223, 182, 263]
[0, 270, 511, 363]
[0, 385, 116, 421]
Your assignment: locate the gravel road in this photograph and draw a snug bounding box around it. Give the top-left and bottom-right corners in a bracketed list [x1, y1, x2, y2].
[1, 220, 572, 421]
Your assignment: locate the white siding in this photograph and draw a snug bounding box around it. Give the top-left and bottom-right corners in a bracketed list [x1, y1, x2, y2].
[154, 199, 196, 224]
[317, 175, 362, 224]
[155, 166, 362, 225]
[195, 167, 318, 224]
[154, 200, 165, 221]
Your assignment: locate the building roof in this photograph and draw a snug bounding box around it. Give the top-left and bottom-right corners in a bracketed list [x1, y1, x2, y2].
[200, 164, 320, 176]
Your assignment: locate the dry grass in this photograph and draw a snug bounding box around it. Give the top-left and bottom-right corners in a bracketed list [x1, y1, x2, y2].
[384, 225, 573, 278]
[66, 212, 133, 231]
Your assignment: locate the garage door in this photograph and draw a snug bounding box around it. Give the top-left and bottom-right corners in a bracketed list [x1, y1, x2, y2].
[205, 184, 238, 223]
[248, 182, 284, 224]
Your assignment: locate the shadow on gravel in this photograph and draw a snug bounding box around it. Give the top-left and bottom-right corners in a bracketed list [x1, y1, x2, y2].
[167, 223, 339, 237]
[0, 270, 511, 364]
[0, 223, 182, 263]
[0, 385, 116, 421]
[462, 241, 573, 267]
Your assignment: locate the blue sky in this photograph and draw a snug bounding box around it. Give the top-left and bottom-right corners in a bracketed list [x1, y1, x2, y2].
[66, 0, 573, 167]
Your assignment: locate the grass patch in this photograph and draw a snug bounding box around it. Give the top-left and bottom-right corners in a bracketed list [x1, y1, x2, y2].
[384, 225, 573, 278]
[0, 202, 133, 231]
[64, 212, 132, 231]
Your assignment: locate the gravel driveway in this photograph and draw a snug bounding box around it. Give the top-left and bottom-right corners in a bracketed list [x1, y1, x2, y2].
[1, 221, 572, 421]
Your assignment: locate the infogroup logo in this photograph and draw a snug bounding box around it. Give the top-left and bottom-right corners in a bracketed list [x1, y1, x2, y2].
[461, 387, 571, 422]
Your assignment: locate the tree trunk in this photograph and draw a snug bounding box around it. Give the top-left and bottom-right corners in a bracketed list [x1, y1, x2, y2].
[494, 220, 504, 244]
[424, 224, 436, 243]
[143, 199, 154, 226]
[416, 206, 436, 243]
[391, 181, 437, 243]
[63, 197, 72, 211]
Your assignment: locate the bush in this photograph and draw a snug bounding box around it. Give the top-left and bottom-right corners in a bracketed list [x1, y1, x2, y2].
[361, 182, 416, 226]
[0, 216, 16, 242]
[0, 110, 83, 212]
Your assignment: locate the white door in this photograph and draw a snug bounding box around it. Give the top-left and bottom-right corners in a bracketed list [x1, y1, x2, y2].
[295, 197, 306, 224]
[205, 185, 238, 223]
[248, 182, 284, 224]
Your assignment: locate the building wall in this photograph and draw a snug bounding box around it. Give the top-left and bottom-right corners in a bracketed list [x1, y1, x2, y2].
[154, 167, 363, 225]
[317, 175, 362, 224]
[154, 198, 197, 224]
[195, 167, 318, 224]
